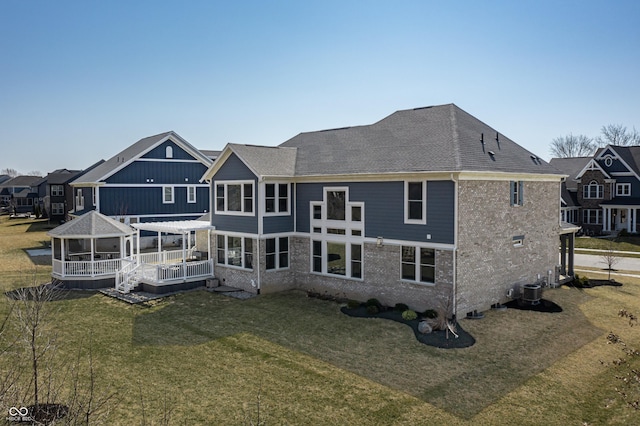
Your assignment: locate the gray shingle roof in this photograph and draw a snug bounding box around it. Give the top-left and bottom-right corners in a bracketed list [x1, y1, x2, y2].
[549, 157, 591, 191]
[228, 144, 297, 177]
[47, 210, 135, 238]
[279, 104, 558, 176]
[72, 131, 212, 185]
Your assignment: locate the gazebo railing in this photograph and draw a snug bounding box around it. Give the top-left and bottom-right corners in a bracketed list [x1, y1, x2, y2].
[53, 258, 122, 277]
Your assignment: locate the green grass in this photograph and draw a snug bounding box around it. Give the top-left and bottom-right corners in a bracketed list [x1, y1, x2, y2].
[575, 235, 640, 252]
[1, 215, 640, 424]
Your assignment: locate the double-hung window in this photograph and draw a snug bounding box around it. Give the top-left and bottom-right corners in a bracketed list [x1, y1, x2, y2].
[163, 186, 174, 204]
[216, 235, 253, 269]
[266, 237, 289, 270]
[187, 186, 196, 203]
[405, 181, 426, 224]
[264, 183, 289, 214]
[401, 246, 435, 284]
[510, 181, 524, 206]
[215, 181, 254, 215]
[51, 185, 63, 197]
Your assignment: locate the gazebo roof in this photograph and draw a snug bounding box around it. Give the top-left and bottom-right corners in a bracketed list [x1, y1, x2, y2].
[48, 210, 135, 238]
[132, 220, 215, 235]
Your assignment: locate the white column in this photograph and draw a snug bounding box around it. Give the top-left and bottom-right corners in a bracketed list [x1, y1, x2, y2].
[633, 209, 637, 233]
[90, 238, 95, 277]
[628, 208, 632, 232]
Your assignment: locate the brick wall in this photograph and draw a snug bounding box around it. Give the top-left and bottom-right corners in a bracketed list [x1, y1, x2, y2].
[456, 179, 560, 315]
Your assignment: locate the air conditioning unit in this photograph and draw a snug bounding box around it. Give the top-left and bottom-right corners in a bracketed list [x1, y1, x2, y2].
[206, 278, 220, 288]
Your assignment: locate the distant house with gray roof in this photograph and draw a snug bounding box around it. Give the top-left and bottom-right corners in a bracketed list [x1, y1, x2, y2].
[201, 104, 570, 317]
[70, 131, 213, 235]
[551, 145, 640, 235]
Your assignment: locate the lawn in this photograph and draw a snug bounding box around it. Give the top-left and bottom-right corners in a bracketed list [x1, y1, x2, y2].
[575, 234, 640, 252]
[1, 215, 639, 424]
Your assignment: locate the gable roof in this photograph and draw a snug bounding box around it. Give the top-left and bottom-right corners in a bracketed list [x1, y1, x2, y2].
[201, 144, 297, 181]
[595, 145, 640, 179]
[278, 104, 558, 176]
[0, 175, 42, 188]
[549, 157, 591, 191]
[47, 210, 135, 238]
[46, 169, 83, 185]
[72, 131, 213, 185]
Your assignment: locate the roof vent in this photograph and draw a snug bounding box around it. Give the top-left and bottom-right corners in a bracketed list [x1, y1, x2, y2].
[480, 133, 485, 153]
[488, 150, 496, 161]
[495, 132, 500, 149]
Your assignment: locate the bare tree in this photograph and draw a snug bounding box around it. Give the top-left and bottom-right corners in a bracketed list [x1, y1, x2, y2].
[549, 133, 596, 158]
[596, 124, 640, 147]
[0, 168, 19, 177]
[601, 242, 621, 281]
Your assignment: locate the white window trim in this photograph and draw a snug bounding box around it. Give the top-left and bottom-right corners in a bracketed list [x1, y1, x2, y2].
[262, 182, 290, 216]
[166, 146, 173, 159]
[76, 189, 84, 210]
[162, 186, 174, 204]
[400, 245, 435, 286]
[216, 234, 253, 270]
[187, 185, 197, 203]
[51, 185, 63, 197]
[404, 181, 427, 225]
[214, 180, 255, 216]
[583, 180, 603, 199]
[308, 187, 364, 280]
[92, 187, 96, 206]
[52, 203, 64, 215]
[616, 183, 631, 196]
[265, 236, 290, 271]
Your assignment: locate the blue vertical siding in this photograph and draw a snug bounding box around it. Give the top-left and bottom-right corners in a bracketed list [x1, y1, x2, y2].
[209, 153, 259, 234]
[106, 161, 209, 184]
[296, 180, 455, 244]
[142, 139, 197, 160]
[99, 186, 209, 217]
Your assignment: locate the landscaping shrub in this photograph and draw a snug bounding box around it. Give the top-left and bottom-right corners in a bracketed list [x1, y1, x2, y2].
[366, 305, 379, 315]
[347, 300, 361, 309]
[422, 309, 438, 319]
[402, 310, 417, 321]
[366, 298, 382, 308]
[394, 303, 409, 312]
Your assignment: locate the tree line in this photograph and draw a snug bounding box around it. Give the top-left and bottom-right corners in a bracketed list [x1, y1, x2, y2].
[550, 124, 640, 158]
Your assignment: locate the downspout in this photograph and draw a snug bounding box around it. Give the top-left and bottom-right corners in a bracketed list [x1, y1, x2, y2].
[451, 173, 458, 319]
[256, 178, 263, 294]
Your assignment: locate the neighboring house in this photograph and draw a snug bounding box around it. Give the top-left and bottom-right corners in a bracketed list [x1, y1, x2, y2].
[201, 104, 568, 317]
[551, 145, 640, 235]
[70, 131, 213, 237]
[0, 175, 42, 213]
[44, 169, 84, 222]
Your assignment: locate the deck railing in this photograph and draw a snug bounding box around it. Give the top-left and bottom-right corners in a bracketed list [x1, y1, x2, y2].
[136, 248, 196, 265]
[137, 259, 214, 284]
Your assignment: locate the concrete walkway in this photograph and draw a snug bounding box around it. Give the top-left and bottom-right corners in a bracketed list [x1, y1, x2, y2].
[574, 253, 640, 272]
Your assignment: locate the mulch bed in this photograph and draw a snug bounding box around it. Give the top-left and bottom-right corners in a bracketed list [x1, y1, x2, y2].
[341, 306, 475, 349]
[568, 279, 623, 289]
[503, 298, 563, 313]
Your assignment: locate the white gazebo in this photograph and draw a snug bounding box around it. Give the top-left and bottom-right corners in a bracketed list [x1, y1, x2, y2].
[48, 211, 136, 289]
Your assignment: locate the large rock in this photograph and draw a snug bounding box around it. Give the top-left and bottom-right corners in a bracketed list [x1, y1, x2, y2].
[418, 321, 432, 334]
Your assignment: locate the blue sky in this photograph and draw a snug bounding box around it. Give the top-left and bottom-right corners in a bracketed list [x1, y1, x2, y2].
[1, 0, 639, 174]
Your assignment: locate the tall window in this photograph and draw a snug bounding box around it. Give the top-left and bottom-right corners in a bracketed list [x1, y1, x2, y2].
[163, 186, 174, 204]
[166, 146, 173, 158]
[216, 235, 253, 269]
[310, 187, 364, 279]
[401, 246, 435, 284]
[510, 181, 524, 206]
[187, 186, 196, 203]
[76, 189, 84, 210]
[266, 237, 289, 270]
[215, 181, 254, 215]
[583, 180, 603, 199]
[405, 181, 426, 224]
[265, 183, 289, 214]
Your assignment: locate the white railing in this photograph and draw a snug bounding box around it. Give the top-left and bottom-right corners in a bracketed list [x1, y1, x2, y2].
[135, 248, 196, 265]
[115, 259, 140, 292]
[136, 259, 214, 284]
[53, 258, 121, 277]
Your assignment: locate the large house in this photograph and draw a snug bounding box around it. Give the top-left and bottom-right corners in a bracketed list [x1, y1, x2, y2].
[551, 145, 640, 235]
[70, 131, 213, 236]
[201, 104, 568, 317]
